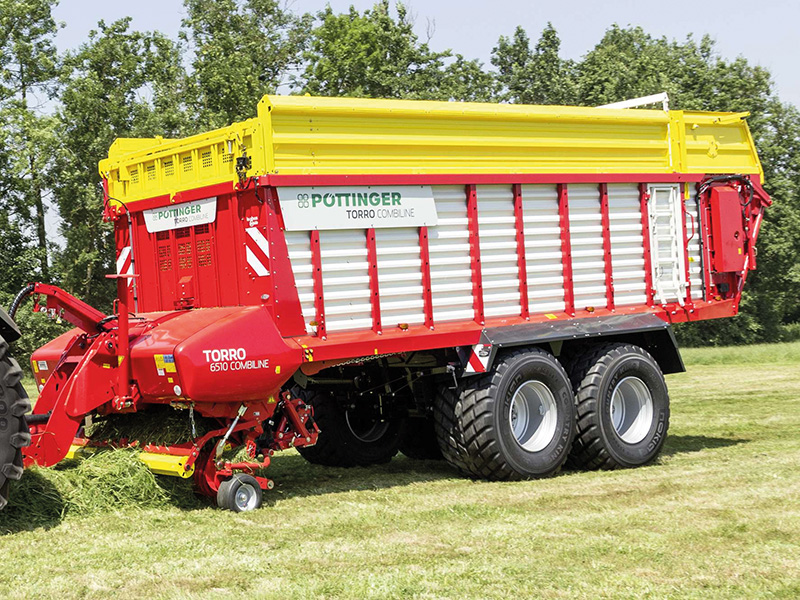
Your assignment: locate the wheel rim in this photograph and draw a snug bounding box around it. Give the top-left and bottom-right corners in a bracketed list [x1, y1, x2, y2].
[234, 483, 259, 511]
[610, 376, 654, 444]
[345, 410, 390, 443]
[508, 380, 558, 452]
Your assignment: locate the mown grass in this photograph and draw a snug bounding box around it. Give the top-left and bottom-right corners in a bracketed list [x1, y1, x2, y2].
[3, 343, 799, 599]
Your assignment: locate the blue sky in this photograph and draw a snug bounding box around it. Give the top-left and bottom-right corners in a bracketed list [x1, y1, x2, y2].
[53, 0, 800, 107]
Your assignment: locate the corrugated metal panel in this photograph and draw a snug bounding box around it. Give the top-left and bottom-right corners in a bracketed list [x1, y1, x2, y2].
[428, 186, 474, 323]
[284, 231, 316, 333]
[318, 229, 372, 331]
[520, 185, 565, 313]
[569, 184, 607, 309]
[683, 193, 704, 300]
[608, 183, 647, 307]
[476, 185, 520, 318]
[375, 228, 425, 327]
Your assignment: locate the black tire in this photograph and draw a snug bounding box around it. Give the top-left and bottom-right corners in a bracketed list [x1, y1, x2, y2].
[434, 348, 576, 480]
[216, 473, 263, 512]
[0, 335, 32, 510]
[399, 417, 443, 460]
[296, 388, 403, 467]
[567, 343, 670, 470]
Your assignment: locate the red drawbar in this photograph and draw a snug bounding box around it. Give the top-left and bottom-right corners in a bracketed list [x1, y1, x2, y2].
[513, 184, 529, 319]
[310, 229, 326, 339]
[466, 184, 485, 325]
[558, 184, 575, 315]
[599, 183, 615, 311]
[419, 226, 434, 329]
[639, 183, 655, 307]
[366, 228, 382, 333]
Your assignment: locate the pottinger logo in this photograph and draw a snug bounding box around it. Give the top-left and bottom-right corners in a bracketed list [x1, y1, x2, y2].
[296, 190, 414, 221]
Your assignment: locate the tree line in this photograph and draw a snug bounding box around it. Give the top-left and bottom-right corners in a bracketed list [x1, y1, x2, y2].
[1, 0, 798, 349]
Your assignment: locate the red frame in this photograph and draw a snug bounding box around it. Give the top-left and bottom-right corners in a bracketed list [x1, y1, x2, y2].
[466, 184, 485, 325]
[639, 183, 655, 307]
[557, 184, 575, 316]
[599, 183, 615, 311]
[310, 229, 326, 339]
[366, 228, 382, 334]
[419, 226, 434, 329]
[513, 184, 530, 319]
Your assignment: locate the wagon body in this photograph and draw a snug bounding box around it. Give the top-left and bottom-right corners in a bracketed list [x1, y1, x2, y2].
[3, 95, 771, 511]
[95, 96, 766, 368]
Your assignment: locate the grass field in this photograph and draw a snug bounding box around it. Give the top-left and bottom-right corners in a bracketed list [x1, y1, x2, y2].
[1, 342, 799, 599]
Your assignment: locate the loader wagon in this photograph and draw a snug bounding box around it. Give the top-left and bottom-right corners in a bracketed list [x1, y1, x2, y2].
[0, 95, 771, 511]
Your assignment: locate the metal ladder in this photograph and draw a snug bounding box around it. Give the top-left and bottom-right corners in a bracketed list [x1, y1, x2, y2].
[649, 185, 687, 306]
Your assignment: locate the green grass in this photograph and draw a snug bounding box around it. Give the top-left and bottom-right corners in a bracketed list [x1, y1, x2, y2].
[3, 343, 799, 599]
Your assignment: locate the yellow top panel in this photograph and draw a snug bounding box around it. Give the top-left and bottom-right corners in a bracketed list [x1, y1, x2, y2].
[100, 95, 763, 205]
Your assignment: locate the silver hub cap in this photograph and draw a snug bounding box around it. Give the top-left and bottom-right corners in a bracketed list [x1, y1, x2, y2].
[610, 376, 654, 444]
[509, 380, 558, 452]
[234, 483, 259, 511]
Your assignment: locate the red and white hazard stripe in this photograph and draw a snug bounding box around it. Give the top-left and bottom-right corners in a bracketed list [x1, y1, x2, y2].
[116, 245, 134, 286]
[465, 344, 492, 374]
[245, 227, 271, 277]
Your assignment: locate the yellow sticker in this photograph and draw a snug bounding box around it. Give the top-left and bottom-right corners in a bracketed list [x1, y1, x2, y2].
[165, 362, 177, 373]
[374, 349, 378, 355]
[118, 355, 124, 365]
[267, 396, 276, 404]
[33, 361, 39, 374]
[738, 248, 742, 254]
[167, 377, 173, 383]
[275, 365, 281, 374]
[102, 363, 111, 369]
[40, 378, 46, 384]
[154, 354, 166, 369]
[545, 313, 558, 320]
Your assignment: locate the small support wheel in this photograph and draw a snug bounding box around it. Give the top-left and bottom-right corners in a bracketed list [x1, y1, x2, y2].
[217, 473, 263, 512]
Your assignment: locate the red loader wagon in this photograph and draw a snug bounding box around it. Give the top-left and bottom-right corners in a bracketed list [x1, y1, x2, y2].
[0, 95, 771, 511]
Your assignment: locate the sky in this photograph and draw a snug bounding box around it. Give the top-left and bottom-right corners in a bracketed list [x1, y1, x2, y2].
[52, 0, 800, 107]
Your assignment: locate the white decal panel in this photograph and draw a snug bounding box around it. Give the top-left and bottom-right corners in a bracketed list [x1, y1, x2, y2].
[278, 185, 438, 231]
[143, 197, 217, 233]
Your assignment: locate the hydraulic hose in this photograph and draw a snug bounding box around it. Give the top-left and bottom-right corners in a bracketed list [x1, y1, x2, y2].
[8, 283, 35, 321]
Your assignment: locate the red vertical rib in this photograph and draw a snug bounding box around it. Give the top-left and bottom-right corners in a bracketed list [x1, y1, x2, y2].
[366, 228, 382, 333]
[466, 184, 484, 325]
[599, 183, 615, 311]
[558, 183, 575, 316]
[309, 229, 326, 339]
[639, 183, 655, 307]
[419, 226, 434, 329]
[681, 183, 693, 305]
[513, 184, 530, 319]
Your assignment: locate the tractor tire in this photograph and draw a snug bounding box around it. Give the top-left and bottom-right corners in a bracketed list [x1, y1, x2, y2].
[567, 343, 670, 470]
[399, 416, 443, 460]
[435, 348, 576, 480]
[0, 335, 31, 510]
[296, 388, 403, 467]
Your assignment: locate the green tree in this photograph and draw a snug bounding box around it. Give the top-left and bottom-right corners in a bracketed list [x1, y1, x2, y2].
[492, 23, 576, 105]
[296, 1, 493, 101]
[0, 0, 62, 281]
[52, 19, 187, 308]
[181, 0, 311, 129]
